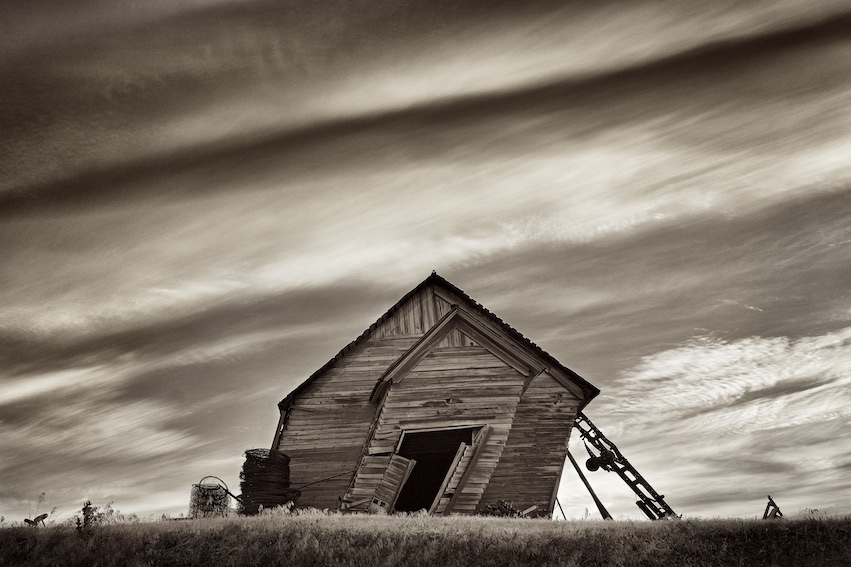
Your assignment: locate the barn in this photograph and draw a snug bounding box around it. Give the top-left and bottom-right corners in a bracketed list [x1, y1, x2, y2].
[272, 273, 599, 516]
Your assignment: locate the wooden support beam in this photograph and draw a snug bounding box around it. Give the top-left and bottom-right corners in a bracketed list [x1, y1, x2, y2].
[271, 410, 286, 450]
[520, 369, 546, 398]
[341, 497, 371, 510]
[567, 450, 612, 520]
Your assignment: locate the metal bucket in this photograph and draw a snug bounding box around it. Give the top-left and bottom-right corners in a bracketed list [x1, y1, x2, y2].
[189, 476, 231, 518]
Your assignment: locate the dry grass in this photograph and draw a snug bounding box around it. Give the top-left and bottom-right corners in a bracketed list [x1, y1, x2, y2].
[2, 512, 850, 566]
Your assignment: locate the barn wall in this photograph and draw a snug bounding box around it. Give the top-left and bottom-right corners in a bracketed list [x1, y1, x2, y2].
[434, 289, 479, 348]
[479, 371, 581, 515]
[371, 285, 437, 338]
[372, 285, 480, 348]
[362, 346, 526, 514]
[275, 335, 420, 508]
[275, 278, 593, 513]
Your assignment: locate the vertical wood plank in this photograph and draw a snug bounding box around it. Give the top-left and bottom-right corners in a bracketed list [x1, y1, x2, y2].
[443, 426, 492, 514]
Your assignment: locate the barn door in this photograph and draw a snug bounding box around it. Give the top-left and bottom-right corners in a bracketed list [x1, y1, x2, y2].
[370, 454, 416, 513]
[432, 425, 492, 515]
[342, 426, 491, 515]
[428, 442, 469, 514]
[340, 454, 415, 513]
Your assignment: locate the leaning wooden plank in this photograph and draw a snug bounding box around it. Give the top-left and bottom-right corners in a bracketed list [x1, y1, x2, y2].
[429, 442, 468, 514]
[442, 426, 492, 515]
[341, 498, 372, 510]
[372, 455, 417, 513]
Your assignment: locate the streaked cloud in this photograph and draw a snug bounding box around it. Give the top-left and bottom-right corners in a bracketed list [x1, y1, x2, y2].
[597, 327, 851, 433]
[2, 0, 850, 522]
[562, 326, 851, 518]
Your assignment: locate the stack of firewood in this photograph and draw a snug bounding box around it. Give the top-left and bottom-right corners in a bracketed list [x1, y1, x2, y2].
[238, 448, 300, 515]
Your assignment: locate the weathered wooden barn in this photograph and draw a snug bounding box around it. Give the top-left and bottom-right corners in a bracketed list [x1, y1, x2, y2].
[272, 273, 599, 516]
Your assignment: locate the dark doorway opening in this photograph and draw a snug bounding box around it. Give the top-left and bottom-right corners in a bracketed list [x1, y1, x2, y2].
[394, 427, 479, 513]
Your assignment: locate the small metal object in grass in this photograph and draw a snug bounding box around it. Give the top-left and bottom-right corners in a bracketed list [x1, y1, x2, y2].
[763, 495, 784, 520]
[24, 513, 48, 527]
[189, 476, 232, 518]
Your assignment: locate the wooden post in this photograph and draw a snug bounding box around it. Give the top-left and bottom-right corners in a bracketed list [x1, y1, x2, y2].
[567, 450, 612, 520]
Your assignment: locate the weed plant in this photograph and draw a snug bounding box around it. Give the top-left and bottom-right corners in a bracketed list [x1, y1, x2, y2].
[1, 510, 849, 567]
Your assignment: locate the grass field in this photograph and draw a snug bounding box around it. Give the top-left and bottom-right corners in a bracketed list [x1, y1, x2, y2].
[2, 512, 850, 567]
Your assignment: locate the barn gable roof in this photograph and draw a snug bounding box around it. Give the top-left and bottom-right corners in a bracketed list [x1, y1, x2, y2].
[368, 304, 588, 403]
[278, 272, 599, 411]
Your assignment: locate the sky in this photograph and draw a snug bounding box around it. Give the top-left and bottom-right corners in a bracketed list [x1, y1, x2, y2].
[2, 0, 851, 523]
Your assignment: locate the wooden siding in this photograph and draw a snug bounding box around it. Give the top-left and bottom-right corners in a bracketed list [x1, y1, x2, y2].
[371, 286, 437, 338]
[275, 335, 421, 509]
[434, 290, 479, 348]
[370, 285, 478, 348]
[353, 346, 525, 514]
[480, 371, 580, 516]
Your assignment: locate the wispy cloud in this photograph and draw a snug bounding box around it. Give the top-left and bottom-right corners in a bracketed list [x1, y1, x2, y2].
[3, 0, 851, 523]
[595, 326, 851, 435]
[0, 325, 293, 517]
[564, 326, 851, 518]
[0, 395, 198, 487]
